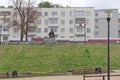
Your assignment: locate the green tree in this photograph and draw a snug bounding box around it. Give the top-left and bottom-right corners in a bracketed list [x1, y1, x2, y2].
[0, 6, 5, 8]
[38, 1, 63, 8]
[8, 5, 13, 8]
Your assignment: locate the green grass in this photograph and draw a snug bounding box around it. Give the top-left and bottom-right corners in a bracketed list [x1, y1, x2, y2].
[0, 44, 120, 73]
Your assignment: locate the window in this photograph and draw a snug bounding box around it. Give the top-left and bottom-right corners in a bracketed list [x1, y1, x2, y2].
[1, 11, 10, 16]
[61, 36, 65, 38]
[0, 27, 2, 32]
[75, 18, 85, 24]
[4, 19, 10, 23]
[87, 28, 90, 33]
[95, 25, 99, 29]
[13, 27, 18, 33]
[44, 19, 48, 25]
[38, 12, 42, 16]
[44, 36, 48, 38]
[76, 28, 83, 33]
[61, 11, 65, 17]
[3, 26, 9, 32]
[95, 13, 98, 17]
[38, 28, 41, 33]
[95, 32, 99, 35]
[28, 27, 36, 32]
[70, 20, 73, 24]
[53, 28, 57, 32]
[119, 26, 120, 28]
[76, 36, 81, 38]
[61, 28, 65, 33]
[95, 19, 98, 23]
[87, 19, 90, 24]
[3, 36, 8, 41]
[76, 11, 85, 17]
[61, 19, 65, 25]
[13, 20, 18, 25]
[51, 12, 57, 16]
[38, 19, 41, 24]
[14, 12, 17, 16]
[70, 11, 74, 17]
[69, 28, 73, 33]
[44, 28, 48, 32]
[45, 12, 48, 16]
[69, 36, 73, 38]
[49, 18, 58, 24]
[87, 11, 90, 16]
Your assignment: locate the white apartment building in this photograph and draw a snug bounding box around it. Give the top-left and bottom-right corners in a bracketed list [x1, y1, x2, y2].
[94, 9, 119, 38]
[118, 14, 120, 38]
[0, 8, 119, 42]
[0, 7, 95, 42]
[36, 7, 95, 41]
[0, 8, 13, 42]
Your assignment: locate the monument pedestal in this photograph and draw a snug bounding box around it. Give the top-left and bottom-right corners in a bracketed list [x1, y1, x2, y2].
[44, 38, 57, 44]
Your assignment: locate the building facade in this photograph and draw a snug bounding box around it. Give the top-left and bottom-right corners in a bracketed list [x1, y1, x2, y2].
[0, 8, 13, 42]
[36, 7, 95, 41]
[0, 8, 119, 42]
[118, 14, 120, 38]
[94, 9, 119, 38]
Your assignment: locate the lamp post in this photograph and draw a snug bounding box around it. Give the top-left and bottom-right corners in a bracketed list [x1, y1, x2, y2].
[84, 24, 86, 43]
[0, 27, 2, 45]
[106, 10, 112, 80]
[0, 28, 1, 45]
[81, 23, 86, 43]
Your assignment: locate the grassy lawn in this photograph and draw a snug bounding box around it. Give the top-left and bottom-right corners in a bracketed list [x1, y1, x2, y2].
[0, 44, 120, 73]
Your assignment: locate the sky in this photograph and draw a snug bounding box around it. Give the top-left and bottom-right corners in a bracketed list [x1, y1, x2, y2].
[0, 0, 120, 11]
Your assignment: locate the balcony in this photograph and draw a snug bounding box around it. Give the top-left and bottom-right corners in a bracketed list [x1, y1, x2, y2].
[29, 22, 37, 26]
[75, 24, 85, 28]
[0, 16, 11, 18]
[75, 32, 85, 36]
[75, 24, 80, 27]
[48, 24, 58, 28]
[95, 28, 99, 32]
[1, 31, 10, 35]
[75, 15, 86, 18]
[54, 33, 58, 36]
[28, 32, 36, 36]
[49, 16, 58, 18]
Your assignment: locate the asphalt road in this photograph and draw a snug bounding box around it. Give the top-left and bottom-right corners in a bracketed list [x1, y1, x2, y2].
[1, 70, 120, 80]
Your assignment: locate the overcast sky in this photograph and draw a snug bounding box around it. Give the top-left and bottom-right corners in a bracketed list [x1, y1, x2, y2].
[0, 0, 120, 11]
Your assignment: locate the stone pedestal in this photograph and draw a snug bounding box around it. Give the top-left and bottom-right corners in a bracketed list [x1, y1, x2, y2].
[44, 38, 57, 44]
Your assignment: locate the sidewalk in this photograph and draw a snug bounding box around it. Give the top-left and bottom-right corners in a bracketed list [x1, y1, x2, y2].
[1, 71, 120, 80]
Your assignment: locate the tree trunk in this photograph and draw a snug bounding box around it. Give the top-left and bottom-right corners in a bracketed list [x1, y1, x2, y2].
[25, 24, 28, 41]
[20, 25, 24, 41]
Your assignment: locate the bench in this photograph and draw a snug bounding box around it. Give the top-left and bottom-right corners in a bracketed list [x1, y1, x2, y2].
[0, 72, 9, 78]
[70, 68, 106, 75]
[83, 68, 105, 74]
[83, 74, 120, 80]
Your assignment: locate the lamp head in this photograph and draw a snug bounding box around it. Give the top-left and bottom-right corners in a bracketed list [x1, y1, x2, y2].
[105, 10, 113, 22]
[105, 10, 113, 18]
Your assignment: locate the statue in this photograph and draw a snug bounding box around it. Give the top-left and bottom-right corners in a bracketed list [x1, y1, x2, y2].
[49, 29, 55, 38]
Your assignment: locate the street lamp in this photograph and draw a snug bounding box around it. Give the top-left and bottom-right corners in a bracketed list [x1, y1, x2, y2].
[84, 24, 86, 43]
[106, 10, 113, 80]
[80, 23, 86, 43]
[0, 27, 2, 45]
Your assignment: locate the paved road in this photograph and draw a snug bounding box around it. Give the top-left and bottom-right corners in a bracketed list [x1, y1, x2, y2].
[1, 71, 120, 80]
[1, 74, 120, 80]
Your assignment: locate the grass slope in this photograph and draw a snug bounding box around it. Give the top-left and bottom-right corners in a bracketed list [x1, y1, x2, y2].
[0, 44, 120, 73]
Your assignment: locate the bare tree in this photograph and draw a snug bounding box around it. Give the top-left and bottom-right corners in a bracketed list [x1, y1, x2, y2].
[11, 0, 38, 41]
[25, 0, 38, 41]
